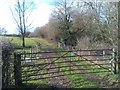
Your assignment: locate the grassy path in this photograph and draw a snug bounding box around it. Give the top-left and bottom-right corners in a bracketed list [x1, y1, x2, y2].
[60, 56, 108, 88]
[43, 49, 98, 88]
[43, 49, 70, 88]
[1, 36, 118, 88]
[47, 49, 116, 88]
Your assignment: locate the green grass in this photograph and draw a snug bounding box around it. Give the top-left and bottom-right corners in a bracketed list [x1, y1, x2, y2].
[0, 36, 56, 48]
[31, 38, 55, 49]
[73, 58, 111, 77]
[54, 62, 99, 88]
[21, 59, 51, 88]
[19, 50, 118, 88]
[0, 36, 57, 54]
[52, 53, 100, 88]
[20, 48, 117, 88]
[21, 80, 53, 89]
[61, 52, 111, 77]
[61, 52, 118, 87]
[21, 51, 100, 88]
[2, 36, 118, 88]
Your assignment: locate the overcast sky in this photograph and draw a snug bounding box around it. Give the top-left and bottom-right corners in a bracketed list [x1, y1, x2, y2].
[0, 0, 54, 34]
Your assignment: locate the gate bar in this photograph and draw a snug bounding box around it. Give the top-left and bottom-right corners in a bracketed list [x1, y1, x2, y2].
[112, 48, 117, 74]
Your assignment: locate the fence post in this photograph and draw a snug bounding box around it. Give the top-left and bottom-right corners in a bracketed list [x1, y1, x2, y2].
[2, 49, 10, 88]
[112, 48, 117, 74]
[14, 53, 22, 86]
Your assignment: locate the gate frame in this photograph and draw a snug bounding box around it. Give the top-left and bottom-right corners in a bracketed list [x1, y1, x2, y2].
[14, 53, 22, 86]
[14, 48, 117, 86]
[112, 48, 117, 74]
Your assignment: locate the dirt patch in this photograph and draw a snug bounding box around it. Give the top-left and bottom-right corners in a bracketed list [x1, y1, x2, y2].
[41, 49, 70, 88]
[36, 48, 118, 88]
[49, 49, 118, 88]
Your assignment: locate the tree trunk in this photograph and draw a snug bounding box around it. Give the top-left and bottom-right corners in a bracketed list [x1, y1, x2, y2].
[22, 35, 25, 47]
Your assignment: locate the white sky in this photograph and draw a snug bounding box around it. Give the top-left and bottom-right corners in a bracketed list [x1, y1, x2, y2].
[0, 0, 53, 34]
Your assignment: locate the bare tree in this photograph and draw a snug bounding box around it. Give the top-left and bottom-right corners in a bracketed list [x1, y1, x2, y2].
[0, 27, 7, 35]
[50, 0, 78, 49]
[33, 26, 48, 38]
[10, 0, 34, 47]
[79, 1, 118, 47]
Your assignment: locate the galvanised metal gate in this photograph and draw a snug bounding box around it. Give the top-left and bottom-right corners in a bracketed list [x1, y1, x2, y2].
[14, 48, 117, 88]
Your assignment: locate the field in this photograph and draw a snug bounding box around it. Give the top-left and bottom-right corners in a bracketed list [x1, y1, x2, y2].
[1, 36, 118, 89]
[0, 36, 56, 48]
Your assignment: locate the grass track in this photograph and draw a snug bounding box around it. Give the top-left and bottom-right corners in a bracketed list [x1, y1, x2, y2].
[53, 50, 100, 88]
[0, 36, 56, 48]
[1, 36, 118, 88]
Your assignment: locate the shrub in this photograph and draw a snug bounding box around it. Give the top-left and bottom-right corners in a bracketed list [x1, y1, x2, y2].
[0, 38, 15, 88]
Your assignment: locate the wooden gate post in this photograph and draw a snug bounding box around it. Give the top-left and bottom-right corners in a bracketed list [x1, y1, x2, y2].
[112, 48, 117, 74]
[14, 53, 22, 86]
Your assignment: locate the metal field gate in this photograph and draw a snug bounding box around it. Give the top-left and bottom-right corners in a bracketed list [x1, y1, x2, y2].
[14, 48, 117, 88]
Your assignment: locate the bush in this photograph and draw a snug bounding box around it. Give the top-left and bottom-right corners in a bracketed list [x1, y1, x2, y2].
[0, 38, 15, 88]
